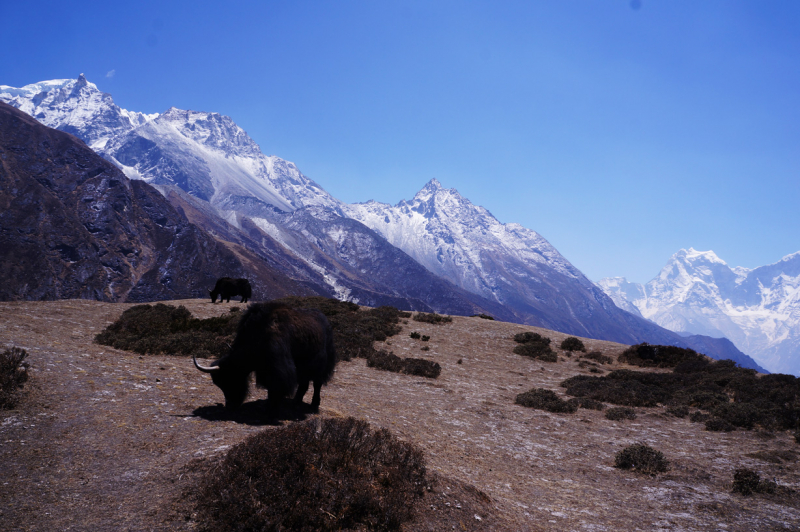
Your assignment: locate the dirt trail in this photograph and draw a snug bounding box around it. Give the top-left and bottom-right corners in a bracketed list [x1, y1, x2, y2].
[1, 299, 798, 531]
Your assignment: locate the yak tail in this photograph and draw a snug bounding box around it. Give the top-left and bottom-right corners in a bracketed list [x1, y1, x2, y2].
[323, 324, 337, 383]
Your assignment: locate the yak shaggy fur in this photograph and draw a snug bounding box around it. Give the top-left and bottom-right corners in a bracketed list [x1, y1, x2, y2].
[209, 277, 252, 303]
[199, 302, 336, 411]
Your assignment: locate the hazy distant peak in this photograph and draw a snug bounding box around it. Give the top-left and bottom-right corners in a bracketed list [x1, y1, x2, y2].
[781, 250, 800, 263]
[676, 248, 727, 265]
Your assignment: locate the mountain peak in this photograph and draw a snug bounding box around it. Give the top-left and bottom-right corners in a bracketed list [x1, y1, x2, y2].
[424, 178, 443, 190]
[676, 248, 726, 265]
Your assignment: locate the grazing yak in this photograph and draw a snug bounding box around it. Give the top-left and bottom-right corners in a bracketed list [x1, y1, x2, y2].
[193, 302, 337, 412]
[209, 277, 252, 303]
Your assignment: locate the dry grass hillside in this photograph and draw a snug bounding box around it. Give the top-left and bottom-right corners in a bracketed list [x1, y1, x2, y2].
[1, 299, 798, 531]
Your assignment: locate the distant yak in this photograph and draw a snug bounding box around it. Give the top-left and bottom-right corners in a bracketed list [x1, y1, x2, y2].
[193, 302, 337, 411]
[209, 277, 252, 303]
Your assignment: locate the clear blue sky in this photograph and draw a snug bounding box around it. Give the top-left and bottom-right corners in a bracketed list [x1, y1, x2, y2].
[2, 1, 798, 283]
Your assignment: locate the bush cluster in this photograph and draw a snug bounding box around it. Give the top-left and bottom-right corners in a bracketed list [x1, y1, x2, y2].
[471, 314, 495, 320]
[512, 332, 557, 362]
[667, 405, 690, 418]
[412, 312, 453, 324]
[366, 350, 441, 379]
[614, 444, 669, 474]
[515, 388, 577, 413]
[732, 468, 776, 496]
[0, 347, 29, 409]
[561, 354, 800, 432]
[410, 332, 421, 339]
[605, 407, 637, 421]
[618, 343, 704, 368]
[582, 351, 613, 365]
[195, 417, 427, 531]
[705, 417, 736, 432]
[94, 304, 240, 359]
[567, 397, 605, 411]
[560, 337, 586, 352]
[275, 297, 410, 362]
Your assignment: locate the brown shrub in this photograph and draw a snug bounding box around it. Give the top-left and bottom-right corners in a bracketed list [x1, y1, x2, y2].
[195, 417, 426, 531]
[605, 407, 637, 421]
[515, 388, 577, 413]
[0, 347, 29, 409]
[582, 351, 613, 365]
[732, 468, 776, 496]
[513, 332, 551, 345]
[618, 343, 705, 368]
[705, 417, 736, 432]
[560, 336, 586, 352]
[94, 304, 239, 359]
[514, 343, 558, 362]
[614, 444, 669, 474]
[413, 312, 452, 324]
[567, 397, 605, 411]
[367, 350, 441, 379]
[560, 360, 800, 432]
[667, 405, 690, 418]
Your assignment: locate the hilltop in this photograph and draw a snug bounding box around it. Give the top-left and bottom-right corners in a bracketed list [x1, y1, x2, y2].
[1, 299, 798, 531]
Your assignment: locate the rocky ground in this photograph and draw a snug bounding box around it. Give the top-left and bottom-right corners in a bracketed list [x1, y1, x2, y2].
[1, 299, 798, 531]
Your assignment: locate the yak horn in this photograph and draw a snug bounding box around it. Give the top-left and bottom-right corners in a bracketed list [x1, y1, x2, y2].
[193, 354, 219, 373]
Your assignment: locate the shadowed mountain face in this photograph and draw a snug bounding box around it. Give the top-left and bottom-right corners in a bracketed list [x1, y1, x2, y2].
[0, 102, 315, 302]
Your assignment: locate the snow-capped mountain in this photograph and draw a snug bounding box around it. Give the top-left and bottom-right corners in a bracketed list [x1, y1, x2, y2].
[1, 75, 767, 371]
[598, 248, 800, 375]
[342, 181, 676, 341]
[0, 75, 506, 315]
[105, 107, 342, 212]
[0, 101, 310, 302]
[344, 179, 584, 295]
[0, 74, 156, 151]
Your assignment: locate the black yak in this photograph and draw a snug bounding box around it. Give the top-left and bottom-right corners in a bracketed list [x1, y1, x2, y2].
[193, 302, 336, 411]
[209, 277, 252, 303]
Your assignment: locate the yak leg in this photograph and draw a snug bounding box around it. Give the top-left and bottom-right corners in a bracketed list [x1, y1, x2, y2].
[294, 379, 310, 405]
[310, 381, 322, 410]
[266, 390, 281, 415]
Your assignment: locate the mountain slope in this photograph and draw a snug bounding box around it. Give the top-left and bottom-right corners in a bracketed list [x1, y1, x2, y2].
[0, 101, 312, 302]
[1, 76, 509, 316]
[1, 76, 766, 371]
[598, 248, 800, 375]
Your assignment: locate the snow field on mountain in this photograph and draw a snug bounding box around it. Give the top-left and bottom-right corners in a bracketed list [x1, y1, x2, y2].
[599, 248, 800, 375]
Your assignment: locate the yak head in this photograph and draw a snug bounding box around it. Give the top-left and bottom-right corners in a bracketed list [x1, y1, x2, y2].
[208, 288, 220, 304]
[193, 355, 249, 409]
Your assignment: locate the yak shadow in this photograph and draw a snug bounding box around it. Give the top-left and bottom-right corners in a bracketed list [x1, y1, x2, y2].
[191, 398, 317, 426]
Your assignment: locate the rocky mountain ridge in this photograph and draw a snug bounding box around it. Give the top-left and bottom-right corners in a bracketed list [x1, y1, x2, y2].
[0, 101, 312, 302]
